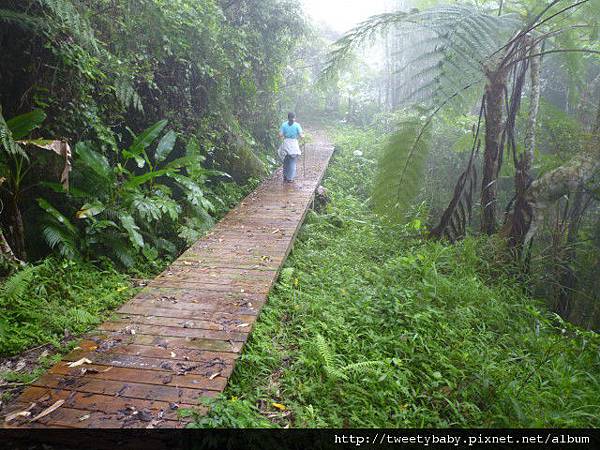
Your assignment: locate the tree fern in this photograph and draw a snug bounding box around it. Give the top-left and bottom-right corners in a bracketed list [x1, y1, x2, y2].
[323, 5, 520, 109]
[372, 118, 431, 223]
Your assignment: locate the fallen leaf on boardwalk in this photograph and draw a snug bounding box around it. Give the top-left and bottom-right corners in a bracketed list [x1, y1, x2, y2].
[67, 358, 92, 368]
[209, 372, 221, 380]
[240, 289, 245, 293]
[4, 405, 34, 423]
[271, 228, 281, 234]
[272, 403, 286, 411]
[183, 261, 192, 266]
[82, 366, 112, 375]
[237, 323, 250, 328]
[146, 420, 161, 429]
[170, 352, 177, 358]
[30, 400, 65, 422]
[78, 414, 90, 422]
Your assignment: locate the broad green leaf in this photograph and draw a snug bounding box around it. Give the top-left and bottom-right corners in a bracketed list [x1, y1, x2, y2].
[155, 130, 177, 163]
[128, 120, 168, 155]
[75, 142, 113, 180]
[37, 198, 78, 234]
[122, 168, 172, 190]
[76, 200, 106, 219]
[6, 110, 46, 140]
[119, 213, 144, 248]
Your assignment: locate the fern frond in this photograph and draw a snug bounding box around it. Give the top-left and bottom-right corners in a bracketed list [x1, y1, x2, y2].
[1, 265, 37, 301]
[38, 0, 99, 51]
[0, 8, 45, 30]
[315, 334, 335, 370]
[104, 235, 136, 268]
[373, 119, 431, 223]
[0, 108, 28, 159]
[41, 222, 79, 259]
[339, 360, 387, 377]
[323, 5, 520, 109]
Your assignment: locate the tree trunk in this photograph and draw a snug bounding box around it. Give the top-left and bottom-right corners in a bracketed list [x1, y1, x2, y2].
[481, 67, 508, 234]
[556, 187, 586, 319]
[0, 226, 23, 265]
[7, 196, 26, 261]
[512, 96, 600, 250]
[522, 43, 542, 183]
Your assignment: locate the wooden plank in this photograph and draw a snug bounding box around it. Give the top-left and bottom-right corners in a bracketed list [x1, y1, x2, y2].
[47, 362, 229, 390]
[31, 374, 215, 403]
[67, 341, 239, 362]
[14, 387, 199, 421]
[97, 322, 249, 342]
[111, 312, 257, 331]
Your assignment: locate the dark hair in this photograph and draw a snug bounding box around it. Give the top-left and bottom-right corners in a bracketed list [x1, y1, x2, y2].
[287, 112, 295, 126]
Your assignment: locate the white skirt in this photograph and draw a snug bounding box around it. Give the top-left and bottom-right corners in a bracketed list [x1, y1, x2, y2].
[278, 138, 301, 161]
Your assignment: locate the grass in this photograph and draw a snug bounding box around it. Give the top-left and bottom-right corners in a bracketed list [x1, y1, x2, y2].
[0, 258, 134, 356]
[192, 127, 600, 428]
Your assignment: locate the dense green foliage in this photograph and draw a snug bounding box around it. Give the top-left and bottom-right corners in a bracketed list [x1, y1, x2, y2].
[0, 0, 306, 269]
[194, 128, 600, 428]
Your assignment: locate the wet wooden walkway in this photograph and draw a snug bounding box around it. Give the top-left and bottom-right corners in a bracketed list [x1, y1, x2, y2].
[3, 134, 334, 428]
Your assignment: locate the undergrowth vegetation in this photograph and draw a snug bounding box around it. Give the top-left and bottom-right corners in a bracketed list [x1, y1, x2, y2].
[194, 127, 600, 428]
[0, 258, 133, 355]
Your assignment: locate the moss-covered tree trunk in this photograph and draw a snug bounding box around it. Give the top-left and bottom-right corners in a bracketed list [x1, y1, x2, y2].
[481, 67, 508, 235]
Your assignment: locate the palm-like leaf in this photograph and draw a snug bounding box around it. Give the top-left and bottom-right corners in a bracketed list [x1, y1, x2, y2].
[372, 119, 431, 223]
[323, 5, 520, 108]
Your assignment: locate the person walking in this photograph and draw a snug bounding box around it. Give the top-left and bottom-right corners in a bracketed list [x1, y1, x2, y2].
[278, 112, 303, 183]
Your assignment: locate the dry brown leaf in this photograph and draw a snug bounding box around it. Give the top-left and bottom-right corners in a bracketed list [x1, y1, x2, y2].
[30, 400, 65, 422]
[19, 140, 71, 190]
[67, 357, 92, 368]
[4, 404, 35, 423]
[209, 372, 221, 380]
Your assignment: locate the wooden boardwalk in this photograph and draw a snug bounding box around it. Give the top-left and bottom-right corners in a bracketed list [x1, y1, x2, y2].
[3, 135, 334, 428]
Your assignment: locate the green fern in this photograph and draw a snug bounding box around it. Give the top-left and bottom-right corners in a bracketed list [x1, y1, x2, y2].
[314, 334, 387, 381]
[37, 198, 80, 259]
[0, 108, 27, 158]
[372, 118, 431, 223]
[315, 334, 336, 371]
[41, 223, 78, 259]
[38, 0, 99, 51]
[115, 77, 144, 112]
[339, 360, 388, 379]
[68, 307, 96, 325]
[1, 265, 38, 301]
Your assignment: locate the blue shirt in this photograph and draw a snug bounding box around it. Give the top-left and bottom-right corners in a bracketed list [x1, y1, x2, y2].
[281, 121, 303, 139]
